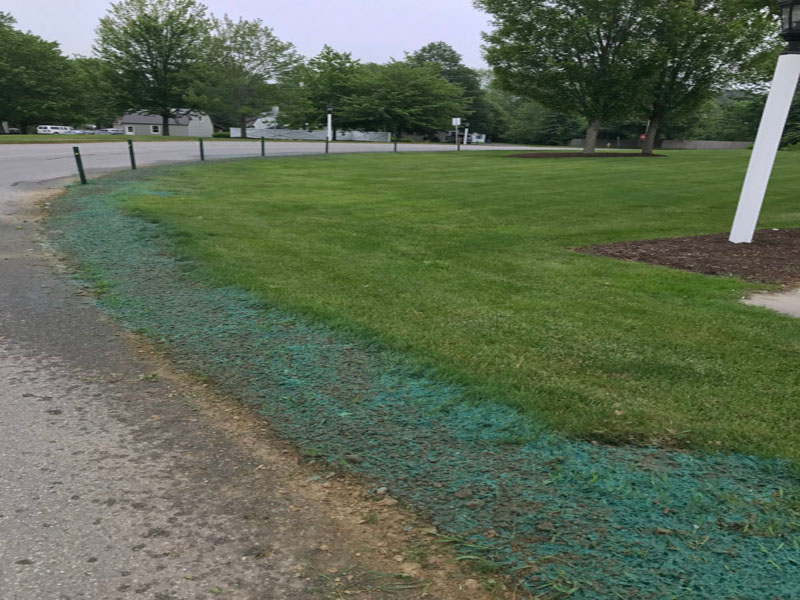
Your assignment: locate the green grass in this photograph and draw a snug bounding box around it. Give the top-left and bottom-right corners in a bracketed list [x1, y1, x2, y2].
[120, 150, 800, 463]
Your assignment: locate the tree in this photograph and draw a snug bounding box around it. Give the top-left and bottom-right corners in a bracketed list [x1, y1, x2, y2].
[407, 42, 497, 135]
[338, 61, 468, 141]
[639, 0, 777, 154]
[202, 15, 301, 137]
[279, 46, 363, 135]
[488, 88, 582, 145]
[94, 0, 212, 135]
[70, 57, 124, 128]
[0, 13, 78, 131]
[476, 0, 656, 153]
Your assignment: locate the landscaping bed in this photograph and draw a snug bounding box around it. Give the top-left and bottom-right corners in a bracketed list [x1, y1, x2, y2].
[580, 227, 800, 285]
[507, 152, 665, 158]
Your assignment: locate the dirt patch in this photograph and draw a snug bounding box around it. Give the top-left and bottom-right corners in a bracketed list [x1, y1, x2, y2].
[580, 228, 800, 285]
[507, 152, 665, 158]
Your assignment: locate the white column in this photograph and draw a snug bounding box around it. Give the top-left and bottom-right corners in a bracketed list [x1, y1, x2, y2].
[730, 53, 800, 243]
[327, 112, 333, 143]
[464, 127, 470, 145]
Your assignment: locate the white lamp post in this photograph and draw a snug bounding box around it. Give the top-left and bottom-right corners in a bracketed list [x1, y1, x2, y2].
[730, 0, 800, 243]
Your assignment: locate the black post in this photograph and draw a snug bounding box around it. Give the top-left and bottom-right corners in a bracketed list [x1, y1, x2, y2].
[73, 146, 87, 185]
[261, 137, 265, 157]
[325, 138, 330, 154]
[199, 137, 205, 161]
[127, 139, 137, 170]
[393, 133, 398, 153]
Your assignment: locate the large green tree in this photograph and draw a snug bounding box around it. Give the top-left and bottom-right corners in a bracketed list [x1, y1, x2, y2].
[279, 46, 363, 135]
[94, 0, 212, 135]
[0, 13, 77, 131]
[639, 0, 777, 154]
[202, 15, 301, 137]
[407, 42, 500, 136]
[476, 0, 656, 153]
[338, 61, 468, 141]
[69, 57, 124, 128]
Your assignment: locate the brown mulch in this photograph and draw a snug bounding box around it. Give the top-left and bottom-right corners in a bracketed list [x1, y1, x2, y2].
[578, 228, 800, 285]
[507, 152, 666, 159]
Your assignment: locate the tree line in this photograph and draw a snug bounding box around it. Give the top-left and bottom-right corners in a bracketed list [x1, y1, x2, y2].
[0, 0, 787, 149]
[478, 0, 781, 153]
[0, 0, 484, 140]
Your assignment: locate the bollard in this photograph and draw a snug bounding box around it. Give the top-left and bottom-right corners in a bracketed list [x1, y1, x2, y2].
[261, 137, 265, 157]
[325, 138, 330, 155]
[73, 147, 87, 184]
[199, 137, 205, 161]
[127, 139, 137, 170]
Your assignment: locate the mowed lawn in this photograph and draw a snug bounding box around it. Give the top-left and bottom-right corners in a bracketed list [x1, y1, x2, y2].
[122, 150, 800, 463]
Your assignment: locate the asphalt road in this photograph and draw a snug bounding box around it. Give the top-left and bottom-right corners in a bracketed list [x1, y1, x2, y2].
[0, 142, 521, 600]
[0, 139, 539, 184]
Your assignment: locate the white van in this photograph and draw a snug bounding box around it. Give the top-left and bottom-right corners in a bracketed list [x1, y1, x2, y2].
[37, 125, 73, 135]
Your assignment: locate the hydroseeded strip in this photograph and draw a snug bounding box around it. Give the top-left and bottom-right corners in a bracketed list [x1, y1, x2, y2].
[48, 172, 800, 599]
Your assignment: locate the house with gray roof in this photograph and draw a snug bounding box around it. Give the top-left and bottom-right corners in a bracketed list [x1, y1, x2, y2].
[113, 111, 213, 137]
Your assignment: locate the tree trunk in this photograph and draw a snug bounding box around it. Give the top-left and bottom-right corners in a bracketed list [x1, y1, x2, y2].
[240, 117, 248, 139]
[162, 114, 170, 137]
[642, 116, 661, 155]
[583, 118, 601, 154]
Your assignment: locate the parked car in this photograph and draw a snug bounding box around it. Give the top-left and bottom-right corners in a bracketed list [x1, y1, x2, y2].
[7, 127, 21, 134]
[36, 125, 74, 135]
[98, 128, 123, 135]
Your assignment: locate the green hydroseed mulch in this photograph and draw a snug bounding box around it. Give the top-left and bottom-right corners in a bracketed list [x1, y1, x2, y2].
[48, 170, 800, 599]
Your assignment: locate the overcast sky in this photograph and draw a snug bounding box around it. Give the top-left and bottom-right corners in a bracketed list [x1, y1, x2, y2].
[5, 0, 493, 68]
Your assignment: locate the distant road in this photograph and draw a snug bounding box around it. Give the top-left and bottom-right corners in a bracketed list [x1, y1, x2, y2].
[0, 140, 550, 186]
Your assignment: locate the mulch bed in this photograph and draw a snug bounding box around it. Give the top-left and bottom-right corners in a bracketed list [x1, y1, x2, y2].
[507, 152, 665, 158]
[579, 228, 800, 285]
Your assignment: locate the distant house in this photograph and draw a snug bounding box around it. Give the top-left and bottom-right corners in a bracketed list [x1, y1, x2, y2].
[248, 107, 281, 129]
[114, 111, 213, 137]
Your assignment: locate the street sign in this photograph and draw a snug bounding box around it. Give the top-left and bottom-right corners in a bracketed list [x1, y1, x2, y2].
[640, 134, 647, 141]
[452, 117, 461, 126]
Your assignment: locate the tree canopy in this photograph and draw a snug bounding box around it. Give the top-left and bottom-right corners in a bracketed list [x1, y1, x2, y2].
[202, 15, 300, 136]
[638, 0, 777, 153]
[477, 0, 656, 153]
[407, 41, 500, 136]
[476, 0, 780, 152]
[94, 0, 212, 135]
[338, 61, 468, 138]
[0, 13, 78, 130]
